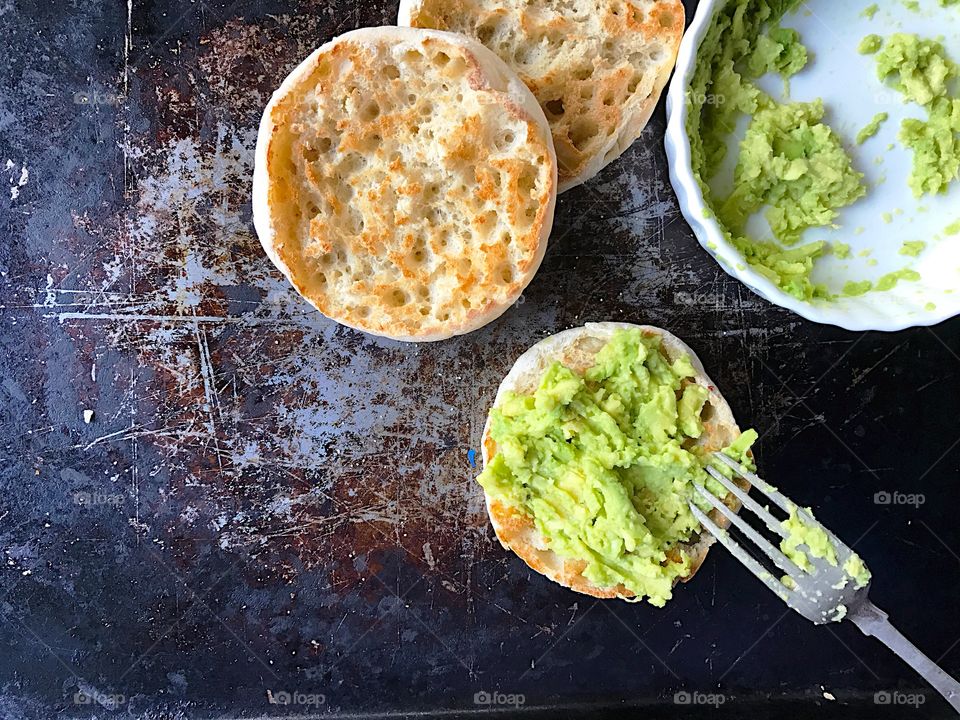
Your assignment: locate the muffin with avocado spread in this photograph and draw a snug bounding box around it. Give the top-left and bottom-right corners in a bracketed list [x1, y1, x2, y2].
[477, 324, 757, 606]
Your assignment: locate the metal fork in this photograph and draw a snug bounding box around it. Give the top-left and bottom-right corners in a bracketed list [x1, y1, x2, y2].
[690, 452, 960, 713]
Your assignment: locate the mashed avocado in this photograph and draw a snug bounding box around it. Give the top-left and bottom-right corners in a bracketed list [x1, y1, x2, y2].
[745, 24, 808, 79]
[720, 99, 865, 247]
[843, 554, 871, 588]
[876, 34, 954, 106]
[874, 34, 960, 196]
[876, 267, 921, 290]
[900, 240, 926, 256]
[780, 507, 871, 588]
[781, 507, 837, 569]
[842, 279, 873, 296]
[688, 0, 866, 301]
[856, 112, 888, 144]
[858, 34, 883, 55]
[477, 329, 757, 607]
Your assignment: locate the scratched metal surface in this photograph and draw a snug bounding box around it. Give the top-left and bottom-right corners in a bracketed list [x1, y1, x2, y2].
[0, 1, 958, 718]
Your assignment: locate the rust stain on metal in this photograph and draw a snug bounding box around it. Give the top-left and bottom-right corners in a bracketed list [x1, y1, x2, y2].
[35, 14, 503, 602]
[18, 8, 788, 611]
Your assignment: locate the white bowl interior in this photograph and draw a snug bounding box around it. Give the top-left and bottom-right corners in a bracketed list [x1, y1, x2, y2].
[665, 0, 960, 331]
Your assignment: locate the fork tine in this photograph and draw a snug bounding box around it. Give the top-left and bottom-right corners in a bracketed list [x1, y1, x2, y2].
[792, 506, 854, 556]
[693, 483, 807, 582]
[688, 502, 792, 602]
[712, 454, 855, 556]
[705, 466, 787, 538]
[712, 452, 796, 515]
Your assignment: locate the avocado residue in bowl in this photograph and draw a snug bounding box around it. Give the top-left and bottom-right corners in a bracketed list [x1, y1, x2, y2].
[688, 0, 867, 302]
[686, 0, 958, 305]
[857, 112, 889, 144]
[477, 328, 757, 607]
[873, 33, 960, 197]
[858, 34, 883, 55]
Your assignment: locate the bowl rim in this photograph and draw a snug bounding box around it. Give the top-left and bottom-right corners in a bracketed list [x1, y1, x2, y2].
[662, 0, 959, 332]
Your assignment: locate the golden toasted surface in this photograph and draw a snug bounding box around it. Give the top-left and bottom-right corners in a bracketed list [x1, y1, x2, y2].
[257, 27, 556, 341]
[487, 499, 632, 599]
[400, 0, 684, 190]
[480, 323, 749, 600]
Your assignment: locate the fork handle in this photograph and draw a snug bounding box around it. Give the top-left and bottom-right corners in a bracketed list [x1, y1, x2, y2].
[849, 600, 960, 713]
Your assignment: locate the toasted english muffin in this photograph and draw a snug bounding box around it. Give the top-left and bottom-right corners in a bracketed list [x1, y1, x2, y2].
[479, 322, 751, 600]
[398, 0, 684, 191]
[253, 27, 557, 342]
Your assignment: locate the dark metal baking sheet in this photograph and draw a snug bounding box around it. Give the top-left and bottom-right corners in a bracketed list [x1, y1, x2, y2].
[0, 0, 957, 718]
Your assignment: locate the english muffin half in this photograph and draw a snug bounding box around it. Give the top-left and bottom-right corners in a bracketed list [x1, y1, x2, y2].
[398, 0, 684, 191]
[478, 322, 754, 604]
[253, 27, 557, 342]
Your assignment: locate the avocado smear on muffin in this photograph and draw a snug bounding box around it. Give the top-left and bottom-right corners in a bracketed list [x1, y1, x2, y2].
[477, 328, 757, 607]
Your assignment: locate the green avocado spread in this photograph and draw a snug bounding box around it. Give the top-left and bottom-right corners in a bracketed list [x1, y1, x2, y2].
[477, 329, 757, 607]
[688, 0, 867, 302]
[856, 112, 889, 144]
[874, 34, 960, 197]
[781, 507, 871, 588]
[781, 507, 837, 570]
[689, 4, 951, 303]
[858, 34, 883, 55]
[900, 240, 926, 256]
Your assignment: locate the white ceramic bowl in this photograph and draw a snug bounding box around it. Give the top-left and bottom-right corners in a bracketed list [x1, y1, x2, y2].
[664, 0, 960, 331]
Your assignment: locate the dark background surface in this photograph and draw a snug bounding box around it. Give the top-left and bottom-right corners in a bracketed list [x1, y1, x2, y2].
[0, 0, 957, 718]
